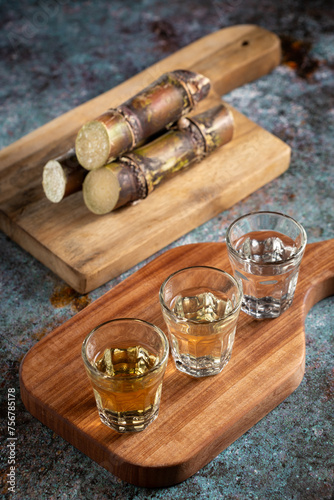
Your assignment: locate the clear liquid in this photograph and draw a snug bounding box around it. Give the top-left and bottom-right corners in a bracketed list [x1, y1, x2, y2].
[231, 230, 301, 318]
[235, 230, 298, 263]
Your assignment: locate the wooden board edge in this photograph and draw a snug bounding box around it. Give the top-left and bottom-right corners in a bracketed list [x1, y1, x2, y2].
[0, 211, 88, 292]
[19, 338, 305, 488]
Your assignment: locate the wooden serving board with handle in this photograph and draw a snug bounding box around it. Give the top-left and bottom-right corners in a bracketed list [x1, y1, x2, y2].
[20, 239, 334, 487]
[0, 25, 290, 293]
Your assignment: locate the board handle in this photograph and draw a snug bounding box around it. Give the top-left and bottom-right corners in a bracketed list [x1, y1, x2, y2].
[301, 240, 334, 315]
[189, 25, 281, 96]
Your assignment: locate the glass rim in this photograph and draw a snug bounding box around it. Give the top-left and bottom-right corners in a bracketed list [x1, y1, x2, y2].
[82, 318, 169, 381]
[159, 265, 243, 324]
[225, 210, 307, 265]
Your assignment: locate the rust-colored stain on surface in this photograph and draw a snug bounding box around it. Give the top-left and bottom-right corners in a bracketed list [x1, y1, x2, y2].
[50, 285, 91, 312]
[280, 35, 321, 79]
[150, 19, 180, 52]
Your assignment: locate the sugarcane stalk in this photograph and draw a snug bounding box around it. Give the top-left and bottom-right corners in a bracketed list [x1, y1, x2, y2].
[42, 150, 87, 203]
[75, 70, 211, 171]
[82, 104, 234, 215]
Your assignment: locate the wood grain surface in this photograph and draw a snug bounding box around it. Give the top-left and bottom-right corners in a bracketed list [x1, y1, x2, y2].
[20, 239, 334, 487]
[0, 25, 290, 293]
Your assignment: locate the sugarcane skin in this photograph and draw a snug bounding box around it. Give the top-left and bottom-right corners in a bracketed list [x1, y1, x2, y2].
[121, 76, 190, 140]
[189, 104, 234, 154]
[127, 72, 192, 113]
[131, 129, 202, 193]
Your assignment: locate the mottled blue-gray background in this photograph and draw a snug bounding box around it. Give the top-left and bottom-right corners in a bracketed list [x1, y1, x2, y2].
[0, 0, 333, 498]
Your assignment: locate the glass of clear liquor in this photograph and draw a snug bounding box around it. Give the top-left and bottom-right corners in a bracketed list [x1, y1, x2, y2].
[226, 211, 307, 319]
[82, 318, 169, 433]
[159, 266, 243, 377]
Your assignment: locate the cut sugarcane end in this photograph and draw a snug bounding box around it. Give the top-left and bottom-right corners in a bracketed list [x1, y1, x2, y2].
[42, 160, 67, 203]
[83, 167, 120, 215]
[75, 121, 111, 171]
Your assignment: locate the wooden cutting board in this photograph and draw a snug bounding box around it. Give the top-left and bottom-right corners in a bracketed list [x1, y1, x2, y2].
[0, 25, 290, 293]
[20, 239, 334, 487]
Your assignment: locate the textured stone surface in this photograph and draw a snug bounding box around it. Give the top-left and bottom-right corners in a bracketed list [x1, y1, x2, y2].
[0, 0, 333, 498]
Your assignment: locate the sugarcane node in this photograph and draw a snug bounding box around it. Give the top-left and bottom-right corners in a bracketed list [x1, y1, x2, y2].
[174, 116, 207, 159]
[75, 70, 211, 171]
[173, 69, 211, 106]
[119, 157, 148, 201]
[188, 104, 235, 154]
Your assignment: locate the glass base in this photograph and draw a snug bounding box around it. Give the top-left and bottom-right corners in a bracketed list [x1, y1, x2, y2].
[242, 294, 293, 319]
[97, 406, 159, 433]
[174, 352, 232, 378]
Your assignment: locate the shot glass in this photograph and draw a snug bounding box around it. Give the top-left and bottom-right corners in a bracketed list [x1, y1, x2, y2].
[226, 211, 307, 319]
[159, 266, 243, 377]
[82, 318, 169, 433]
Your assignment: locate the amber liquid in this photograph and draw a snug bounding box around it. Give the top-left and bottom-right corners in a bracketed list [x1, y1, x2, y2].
[165, 288, 238, 377]
[89, 346, 164, 431]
